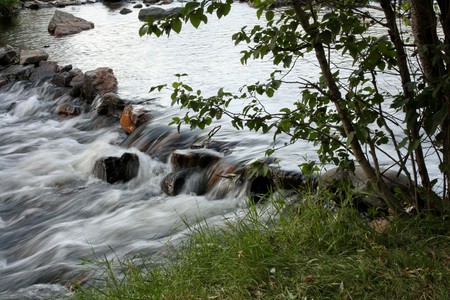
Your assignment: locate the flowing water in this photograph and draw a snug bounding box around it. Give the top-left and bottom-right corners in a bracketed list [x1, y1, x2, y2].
[0, 2, 440, 298]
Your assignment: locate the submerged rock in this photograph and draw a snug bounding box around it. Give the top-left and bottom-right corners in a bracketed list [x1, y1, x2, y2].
[48, 10, 94, 37]
[93, 152, 140, 184]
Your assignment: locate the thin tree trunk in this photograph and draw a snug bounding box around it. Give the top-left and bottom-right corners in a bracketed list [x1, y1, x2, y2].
[291, 0, 403, 213]
[380, 0, 431, 208]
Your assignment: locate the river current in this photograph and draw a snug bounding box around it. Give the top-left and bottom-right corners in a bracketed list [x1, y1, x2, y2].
[0, 1, 440, 298]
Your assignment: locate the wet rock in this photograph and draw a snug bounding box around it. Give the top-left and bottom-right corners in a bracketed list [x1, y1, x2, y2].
[69, 73, 84, 97]
[48, 10, 94, 37]
[59, 64, 73, 72]
[170, 149, 221, 171]
[248, 175, 273, 203]
[51, 71, 73, 87]
[143, 0, 159, 4]
[271, 168, 317, 191]
[138, 6, 182, 21]
[95, 92, 126, 118]
[319, 166, 411, 209]
[0, 45, 19, 66]
[29, 62, 58, 82]
[82, 67, 118, 103]
[133, 3, 143, 8]
[0, 78, 9, 88]
[23, 2, 40, 10]
[161, 169, 192, 196]
[158, 0, 173, 5]
[120, 8, 133, 15]
[120, 104, 151, 134]
[93, 152, 140, 184]
[19, 49, 49, 65]
[56, 103, 82, 116]
[0, 64, 35, 81]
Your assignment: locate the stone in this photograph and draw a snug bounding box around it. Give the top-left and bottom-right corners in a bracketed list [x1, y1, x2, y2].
[95, 92, 126, 118]
[48, 10, 94, 37]
[271, 168, 317, 191]
[133, 3, 143, 8]
[19, 49, 49, 65]
[170, 149, 221, 171]
[59, 64, 73, 72]
[0, 64, 35, 81]
[120, 104, 151, 134]
[138, 6, 182, 21]
[82, 67, 118, 103]
[161, 169, 193, 196]
[93, 152, 140, 184]
[56, 103, 82, 116]
[29, 62, 58, 82]
[51, 71, 73, 87]
[120, 8, 133, 15]
[0, 45, 19, 66]
[69, 74, 84, 97]
[143, 0, 159, 4]
[319, 166, 411, 209]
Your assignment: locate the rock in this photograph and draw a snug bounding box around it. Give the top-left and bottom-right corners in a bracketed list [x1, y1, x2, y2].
[69, 73, 84, 97]
[95, 92, 126, 118]
[143, 0, 159, 3]
[161, 169, 194, 196]
[120, 104, 151, 134]
[51, 71, 73, 87]
[48, 10, 94, 37]
[271, 168, 317, 191]
[82, 67, 118, 103]
[170, 149, 221, 171]
[319, 166, 411, 209]
[29, 62, 58, 82]
[248, 175, 273, 203]
[23, 2, 40, 9]
[158, 0, 173, 5]
[120, 8, 132, 15]
[19, 49, 49, 65]
[56, 103, 82, 116]
[0, 64, 35, 81]
[138, 6, 182, 21]
[133, 3, 143, 8]
[0, 45, 19, 66]
[93, 152, 140, 184]
[59, 64, 73, 72]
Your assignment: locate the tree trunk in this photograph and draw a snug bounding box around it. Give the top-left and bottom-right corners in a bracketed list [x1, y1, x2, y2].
[291, 0, 403, 213]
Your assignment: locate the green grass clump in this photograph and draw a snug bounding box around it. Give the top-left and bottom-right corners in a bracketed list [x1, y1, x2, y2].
[73, 199, 449, 299]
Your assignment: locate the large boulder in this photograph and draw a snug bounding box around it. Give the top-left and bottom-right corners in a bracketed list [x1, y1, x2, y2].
[82, 67, 118, 103]
[30, 62, 58, 82]
[48, 10, 94, 37]
[319, 166, 411, 209]
[120, 104, 152, 134]
[93, 152, 140, 184]
[138, 6, 182, 21]
[19, 49, 49, 65]
[0, 45, 19, 66]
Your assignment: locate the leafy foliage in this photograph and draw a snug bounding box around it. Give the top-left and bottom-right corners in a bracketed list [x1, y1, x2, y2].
[140, 0, 450, 213]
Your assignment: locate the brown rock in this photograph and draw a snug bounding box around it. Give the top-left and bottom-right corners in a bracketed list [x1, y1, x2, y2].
[120, 104, 151, 134]
[82, 67, 118, 103]
[19, 49, 49, 65]
[56, 103, 81, 116]
[170, 149, 221, 171]
[48, 10, 94, 37]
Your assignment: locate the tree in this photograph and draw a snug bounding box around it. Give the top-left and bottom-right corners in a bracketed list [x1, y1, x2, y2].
[140, 0, 450, 214]
[0, 0, 18, 22]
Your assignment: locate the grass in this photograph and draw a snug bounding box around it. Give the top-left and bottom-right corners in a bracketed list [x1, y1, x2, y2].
[73, 196, 449, 299]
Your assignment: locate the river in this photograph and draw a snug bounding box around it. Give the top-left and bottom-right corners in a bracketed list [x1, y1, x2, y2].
[0, 1, 439, 298]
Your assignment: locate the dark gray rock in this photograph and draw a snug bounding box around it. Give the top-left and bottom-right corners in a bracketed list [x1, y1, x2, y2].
[133, 3, 143, 8]
[120, 8, 133, 15]
[93, 153, 140, 184]
[30, 63, 58, 82]
[0, 45, 19, 66]
[0, 64, 35, 81]
[95, 92, 126, 118]
[51, 71, 73, 87]
[138, 6, 182, 21]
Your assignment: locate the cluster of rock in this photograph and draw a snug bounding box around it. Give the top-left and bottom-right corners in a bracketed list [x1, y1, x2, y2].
[1, 42, 412, 211]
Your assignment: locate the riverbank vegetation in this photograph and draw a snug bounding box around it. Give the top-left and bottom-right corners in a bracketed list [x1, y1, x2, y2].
[0, 0, 18, 22]
[141, 0, 450, 215]
[74, 197, 449, 299]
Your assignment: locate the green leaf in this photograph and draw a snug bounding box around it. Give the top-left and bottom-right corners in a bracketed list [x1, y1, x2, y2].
[279, 119, 290, 132]
[172, 18, 182, 34]
[265, 10, 275, 21]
